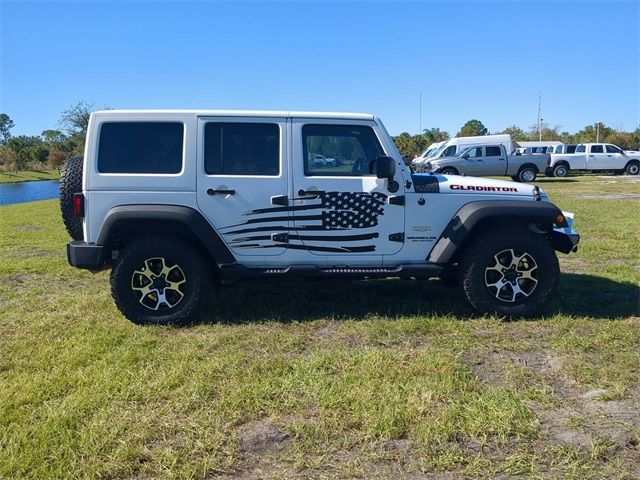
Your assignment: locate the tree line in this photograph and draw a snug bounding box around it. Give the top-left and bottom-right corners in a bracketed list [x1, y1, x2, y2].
[393, 119, 640, 158]
[1, 105, 639, 171]
[0, 102, 94, 172]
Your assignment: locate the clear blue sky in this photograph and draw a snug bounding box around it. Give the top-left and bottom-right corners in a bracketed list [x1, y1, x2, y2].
[1, 1, 638, 137]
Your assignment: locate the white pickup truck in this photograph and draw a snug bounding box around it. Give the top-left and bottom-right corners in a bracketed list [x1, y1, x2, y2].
[547, 143, 640, 177]
[418, 144, 549, 182]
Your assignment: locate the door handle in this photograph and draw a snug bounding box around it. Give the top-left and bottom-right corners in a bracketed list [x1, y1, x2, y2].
[499, 158, 505, 161]
[207, 188, 236, 196]
[298, 189, 326, 197]
[607, 155, 612, 157]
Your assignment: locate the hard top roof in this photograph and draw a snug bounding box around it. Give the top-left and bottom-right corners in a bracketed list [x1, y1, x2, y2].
[92, 109, 375, 120]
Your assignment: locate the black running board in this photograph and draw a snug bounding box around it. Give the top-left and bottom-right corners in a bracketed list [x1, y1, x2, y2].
[220, 264, 443, 279]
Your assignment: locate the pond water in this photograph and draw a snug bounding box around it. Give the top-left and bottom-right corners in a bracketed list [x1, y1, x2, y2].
[0, 180, 60, 206]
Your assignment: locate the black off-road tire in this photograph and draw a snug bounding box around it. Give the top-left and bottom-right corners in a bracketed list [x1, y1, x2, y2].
[625, 161, 639, 175]
[59, 156, 84, 240]
[517, 165, 537, 183]
[440, 167, 459, 175]
[458, 226, 559, 318]
[110, 236, 213, 326]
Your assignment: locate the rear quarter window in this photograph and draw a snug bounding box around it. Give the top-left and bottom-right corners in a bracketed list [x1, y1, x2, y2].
[97, 122, 184, 174]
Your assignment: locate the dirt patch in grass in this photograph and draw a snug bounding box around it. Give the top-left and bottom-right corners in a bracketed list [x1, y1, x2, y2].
[465, 348, 640, 457]
[13, 223, 44, 232]
[0, 273, 36, 285]
[575, 193, 640, 200]
[237, 419, 290, 453]
[12, 247, 53, 259]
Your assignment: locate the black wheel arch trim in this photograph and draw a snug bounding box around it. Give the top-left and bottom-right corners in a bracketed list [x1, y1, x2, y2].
[427, 200, 565, 263]
[96, 205, 236, 266]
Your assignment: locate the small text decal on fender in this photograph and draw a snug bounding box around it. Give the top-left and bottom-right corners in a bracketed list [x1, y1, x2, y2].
[449, 185, 518, 192]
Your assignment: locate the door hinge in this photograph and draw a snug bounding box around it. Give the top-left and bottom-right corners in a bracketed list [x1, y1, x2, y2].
[271, 233, 289, 243]
[271, 195, 288, 206]
[388, 195, 405, 206]
[389, 232, 404, 243]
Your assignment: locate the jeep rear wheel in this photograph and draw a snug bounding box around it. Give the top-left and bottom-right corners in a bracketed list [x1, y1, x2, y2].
[459, 227, 559, 317]
[110, 236, 212, 325]
[59, 156, 84, 240]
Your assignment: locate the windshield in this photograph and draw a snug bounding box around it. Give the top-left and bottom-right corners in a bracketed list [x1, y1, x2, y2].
[427, 144, 447, 158]
[455, 146, 473, 157]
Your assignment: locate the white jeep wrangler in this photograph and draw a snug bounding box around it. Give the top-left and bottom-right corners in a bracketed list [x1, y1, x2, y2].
[61, 110, 580, 324]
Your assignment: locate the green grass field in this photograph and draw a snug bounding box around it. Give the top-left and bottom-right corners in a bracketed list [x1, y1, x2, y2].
[0, 169, 59, 184]
[1, 175, 638, 479]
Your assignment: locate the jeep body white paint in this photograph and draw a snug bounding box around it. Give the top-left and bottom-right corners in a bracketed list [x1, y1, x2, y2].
[61, 110, 580, 324]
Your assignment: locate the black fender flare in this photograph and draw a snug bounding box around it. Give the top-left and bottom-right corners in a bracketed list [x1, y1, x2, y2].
[427, 200, 564, 263]
[96, 205, 236, 266]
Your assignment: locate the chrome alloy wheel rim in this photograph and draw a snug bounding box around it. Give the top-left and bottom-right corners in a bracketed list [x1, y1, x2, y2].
[484, 249, 538, 303]
[521, 170, 535, 182]
[629, 164, 639, 175]
[555, 166, 567, 177]
[131, 257, 187, 310]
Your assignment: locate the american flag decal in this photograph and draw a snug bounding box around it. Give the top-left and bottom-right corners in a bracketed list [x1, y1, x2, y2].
[221, 191, 388, 253]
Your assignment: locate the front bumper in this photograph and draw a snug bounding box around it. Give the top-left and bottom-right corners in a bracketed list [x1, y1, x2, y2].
[67, 241, 108, 270]
[551, 211, 580, 254]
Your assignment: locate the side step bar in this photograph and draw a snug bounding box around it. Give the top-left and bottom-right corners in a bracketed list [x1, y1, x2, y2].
[221, 264, 444, 278]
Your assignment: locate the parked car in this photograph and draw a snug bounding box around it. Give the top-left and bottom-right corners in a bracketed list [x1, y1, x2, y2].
[60, 109, 579, 323]
[411, 141, 446, 166]
[413, 134, 513, 171]
[420, 144, 548, 182]
[553, 144, 577, 154]
[547, 143, 640, 177]
[310, 154, 339, 168]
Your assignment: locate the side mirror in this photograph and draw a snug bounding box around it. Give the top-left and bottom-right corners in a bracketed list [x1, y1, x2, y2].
[374, 156, 396, 179]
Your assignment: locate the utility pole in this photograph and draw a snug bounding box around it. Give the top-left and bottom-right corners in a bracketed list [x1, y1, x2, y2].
[536, 91, 543, 141]
[596, 123, 600, 142]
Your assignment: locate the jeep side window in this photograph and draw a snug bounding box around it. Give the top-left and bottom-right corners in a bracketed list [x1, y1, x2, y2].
[204, 123, 279, 175]
[302, 124, 384, 176]
[97, 122, 184, 174]
[590, 145, 604, 153]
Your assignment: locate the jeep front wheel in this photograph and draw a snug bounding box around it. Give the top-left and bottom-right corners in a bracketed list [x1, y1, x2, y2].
[110, 236, 212, 325]
[459, 227, 559, 317]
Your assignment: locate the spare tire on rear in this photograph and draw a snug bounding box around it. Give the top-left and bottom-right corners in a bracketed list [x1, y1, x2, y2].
[59, 156, 84, 240]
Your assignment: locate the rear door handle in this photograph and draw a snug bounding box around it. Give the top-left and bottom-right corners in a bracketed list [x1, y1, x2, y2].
[207, 188, 236, 196]
[298, 189, 326, 197]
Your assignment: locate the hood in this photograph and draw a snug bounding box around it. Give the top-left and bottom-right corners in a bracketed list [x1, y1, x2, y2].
[411, 173, 538, 197]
